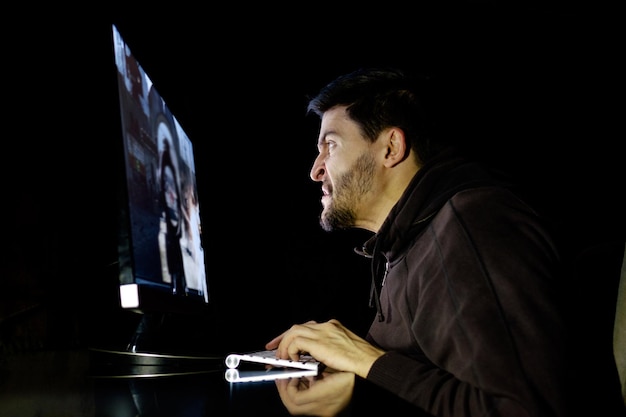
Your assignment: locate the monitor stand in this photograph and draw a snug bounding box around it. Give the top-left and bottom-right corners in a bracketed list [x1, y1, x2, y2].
[89, 312, 224, 377]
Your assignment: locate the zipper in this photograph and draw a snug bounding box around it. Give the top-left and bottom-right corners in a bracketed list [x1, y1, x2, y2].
[381, 259, 390, 287]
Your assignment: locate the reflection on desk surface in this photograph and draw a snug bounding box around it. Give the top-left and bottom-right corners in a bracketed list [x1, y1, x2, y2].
[0, 348, 297, 416]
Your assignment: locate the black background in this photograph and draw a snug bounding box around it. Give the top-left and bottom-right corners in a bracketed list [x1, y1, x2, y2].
[2, 4, 624, 356]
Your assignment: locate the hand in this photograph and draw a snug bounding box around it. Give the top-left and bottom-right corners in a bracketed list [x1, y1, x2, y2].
[275, 369, 355, 417]
[265, 319, 385, 378]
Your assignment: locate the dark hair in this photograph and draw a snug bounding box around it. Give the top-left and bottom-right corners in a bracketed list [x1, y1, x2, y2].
[306, 67, 451, 165]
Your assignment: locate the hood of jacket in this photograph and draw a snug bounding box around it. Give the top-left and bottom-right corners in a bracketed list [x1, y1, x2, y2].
[357, 148, 515, 320]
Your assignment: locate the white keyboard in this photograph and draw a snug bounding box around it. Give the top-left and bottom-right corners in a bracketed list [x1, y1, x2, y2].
[225, 349, 320, 371]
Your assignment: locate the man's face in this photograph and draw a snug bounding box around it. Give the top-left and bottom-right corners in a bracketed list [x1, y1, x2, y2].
[309, 106, 379, 232]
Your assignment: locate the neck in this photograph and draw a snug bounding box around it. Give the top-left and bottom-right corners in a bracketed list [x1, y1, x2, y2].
[354, 164, 421, 232]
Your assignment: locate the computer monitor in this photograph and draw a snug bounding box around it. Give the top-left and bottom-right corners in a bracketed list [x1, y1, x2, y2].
[112, 23, 208, 315]
[92, 24, 218, 368]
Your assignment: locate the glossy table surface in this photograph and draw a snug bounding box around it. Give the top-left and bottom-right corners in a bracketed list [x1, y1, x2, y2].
[0, 348, 300, 417]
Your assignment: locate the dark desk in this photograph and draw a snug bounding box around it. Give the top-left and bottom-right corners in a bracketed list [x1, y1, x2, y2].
[0, 349, 297, 416]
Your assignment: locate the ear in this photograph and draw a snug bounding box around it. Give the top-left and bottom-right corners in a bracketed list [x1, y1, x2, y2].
[382, 127, 409, 168]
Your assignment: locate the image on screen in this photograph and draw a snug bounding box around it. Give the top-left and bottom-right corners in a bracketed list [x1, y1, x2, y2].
[112, 24, 208, 310]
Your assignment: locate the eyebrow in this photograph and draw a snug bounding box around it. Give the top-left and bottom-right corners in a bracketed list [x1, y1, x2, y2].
[317, 129, 339, 147]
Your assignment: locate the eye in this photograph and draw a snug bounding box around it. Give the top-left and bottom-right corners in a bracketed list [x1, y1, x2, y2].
[317, 137, 336, 160]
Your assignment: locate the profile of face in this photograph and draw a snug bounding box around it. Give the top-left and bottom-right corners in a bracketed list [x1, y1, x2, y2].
[310, 106, 378, 232]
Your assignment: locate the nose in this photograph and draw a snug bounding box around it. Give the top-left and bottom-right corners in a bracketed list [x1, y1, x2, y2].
[309, 154, 325, 182]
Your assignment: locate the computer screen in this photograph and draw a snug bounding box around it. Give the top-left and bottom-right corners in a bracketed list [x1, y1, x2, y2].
[112, 24, 208, 313]
[96, 25, 219, 364]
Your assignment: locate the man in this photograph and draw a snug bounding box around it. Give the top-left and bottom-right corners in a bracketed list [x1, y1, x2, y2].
[266, 67, 574, 416]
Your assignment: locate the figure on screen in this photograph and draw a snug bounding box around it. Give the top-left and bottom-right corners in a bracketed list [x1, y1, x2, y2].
[180, 178, 207, 301]
[156, 118, 186, 296]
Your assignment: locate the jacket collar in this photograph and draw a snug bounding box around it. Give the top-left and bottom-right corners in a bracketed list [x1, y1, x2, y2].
[358, 147, 514, 321]
[359, 148, 512, 260]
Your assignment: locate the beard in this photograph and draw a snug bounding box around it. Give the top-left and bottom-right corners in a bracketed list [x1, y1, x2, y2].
[319, 151, 376, 232]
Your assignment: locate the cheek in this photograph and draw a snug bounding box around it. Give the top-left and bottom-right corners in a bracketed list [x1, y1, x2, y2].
[325, 154, 346, 176]
[324, 162, 341, 187]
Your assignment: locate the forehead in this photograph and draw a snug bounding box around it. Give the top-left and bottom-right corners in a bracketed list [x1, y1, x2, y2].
[320, 106, 351, 129]
[319, 106, 362, 141]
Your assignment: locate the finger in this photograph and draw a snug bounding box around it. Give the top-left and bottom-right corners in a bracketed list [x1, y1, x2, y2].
[285, 377, 309, 396]
[266, 320, 318, 351]
[265, 333, 284, 350]
[276, 324, 317, 360]
[274, 377, 288, 390]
